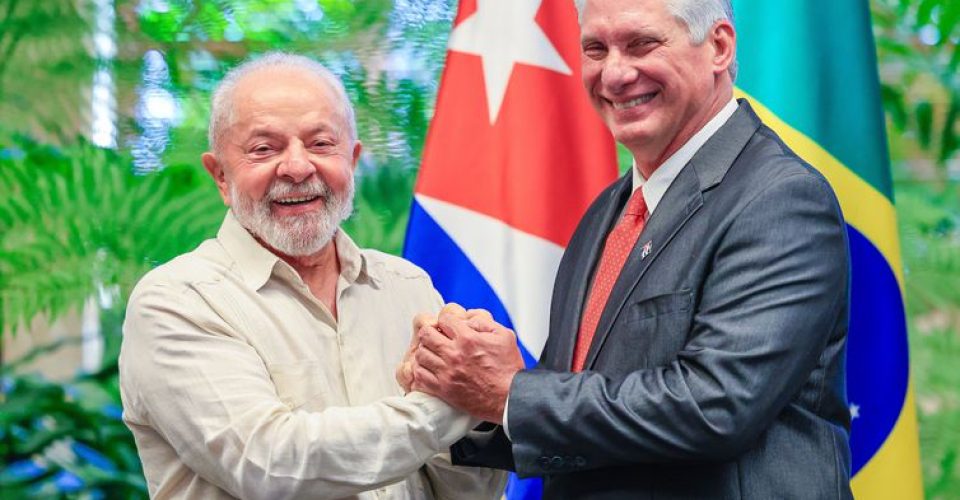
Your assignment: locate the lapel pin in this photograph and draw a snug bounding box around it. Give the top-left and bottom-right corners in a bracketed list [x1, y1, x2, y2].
[640, 241, 653, 259]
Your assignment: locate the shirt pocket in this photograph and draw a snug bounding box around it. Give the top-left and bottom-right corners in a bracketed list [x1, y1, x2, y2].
[266, 360, 338, 411]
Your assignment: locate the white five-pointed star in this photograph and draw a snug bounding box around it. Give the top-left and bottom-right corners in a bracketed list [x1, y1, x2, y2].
[448, 0, 572, 124]
[850, 403, 861, 420]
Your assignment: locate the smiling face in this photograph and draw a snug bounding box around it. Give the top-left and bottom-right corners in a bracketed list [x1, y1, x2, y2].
[202, 66, 361, 257]
[579, 0, 734, 171]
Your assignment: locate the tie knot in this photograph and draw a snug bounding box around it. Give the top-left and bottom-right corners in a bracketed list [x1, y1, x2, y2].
[624, 188, 648, 217]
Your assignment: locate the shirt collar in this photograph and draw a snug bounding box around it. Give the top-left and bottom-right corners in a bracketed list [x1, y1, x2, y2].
[216, 211, 381, 291]
[632, 98, 739, 214]
[333, 228, 383, 289]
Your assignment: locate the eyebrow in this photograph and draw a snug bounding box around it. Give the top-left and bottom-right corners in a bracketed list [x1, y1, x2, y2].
[303, 124, 341, 137]
[245, 126, 283, 141]
[582, 26, 661, 46]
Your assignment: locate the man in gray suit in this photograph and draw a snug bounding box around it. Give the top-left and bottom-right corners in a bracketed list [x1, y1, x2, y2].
[403, 0, 853, 497]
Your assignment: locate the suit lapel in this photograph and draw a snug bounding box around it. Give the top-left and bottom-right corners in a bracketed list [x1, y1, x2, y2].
[581, 100, 763, 370]
[582, 166, 703, 369]
[552, 175, 634, 370]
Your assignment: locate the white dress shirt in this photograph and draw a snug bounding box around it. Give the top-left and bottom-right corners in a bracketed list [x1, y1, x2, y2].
[503, 98, 740, 437]
[631, 98, 740, 206]
[120, 212, 506, 499]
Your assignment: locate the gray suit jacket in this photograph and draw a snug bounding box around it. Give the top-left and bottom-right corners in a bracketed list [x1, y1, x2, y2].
[452, 101, 853, 499]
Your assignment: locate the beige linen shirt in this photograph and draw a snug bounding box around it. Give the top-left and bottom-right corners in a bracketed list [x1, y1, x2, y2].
[120, 212, 505, 499]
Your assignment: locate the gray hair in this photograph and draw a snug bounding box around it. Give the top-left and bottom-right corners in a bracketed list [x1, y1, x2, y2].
[573, 0, 737, 80]
[208, 52, 358, 155]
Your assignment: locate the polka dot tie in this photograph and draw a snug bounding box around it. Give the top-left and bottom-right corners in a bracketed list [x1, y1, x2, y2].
[572, 188, 648, 372]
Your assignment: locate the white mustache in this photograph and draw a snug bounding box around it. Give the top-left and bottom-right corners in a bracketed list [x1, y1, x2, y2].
[266, 180, 331, 202]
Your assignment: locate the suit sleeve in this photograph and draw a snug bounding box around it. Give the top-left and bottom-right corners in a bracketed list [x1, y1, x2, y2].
[505, 172, 849, 476]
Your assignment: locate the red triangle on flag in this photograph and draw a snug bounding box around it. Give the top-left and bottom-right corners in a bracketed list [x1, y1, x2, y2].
[415, 0, 618, 247]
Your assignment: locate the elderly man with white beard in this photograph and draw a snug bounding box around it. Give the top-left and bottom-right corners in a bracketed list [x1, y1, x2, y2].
[118, 53, 506, 500]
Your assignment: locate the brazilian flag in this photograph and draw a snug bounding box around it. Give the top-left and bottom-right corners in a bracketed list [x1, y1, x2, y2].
[732, 0, 923, 497]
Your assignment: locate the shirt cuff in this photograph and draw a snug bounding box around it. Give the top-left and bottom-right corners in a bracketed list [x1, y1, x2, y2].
[502, 396, 511, 440]
[405, 391, 474, 449]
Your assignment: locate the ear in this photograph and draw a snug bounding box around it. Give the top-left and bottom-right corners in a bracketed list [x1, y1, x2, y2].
[350, 140, 363, 172]
[201, 152, 231, 206]
[709, 20, 736, 77]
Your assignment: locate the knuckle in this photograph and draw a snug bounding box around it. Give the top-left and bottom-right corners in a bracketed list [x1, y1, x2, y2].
[413, 314, 431, 329]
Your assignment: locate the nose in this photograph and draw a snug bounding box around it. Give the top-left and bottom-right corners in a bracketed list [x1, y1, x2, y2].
[276, 141, 315, 183]
[600, 51, 638, 96]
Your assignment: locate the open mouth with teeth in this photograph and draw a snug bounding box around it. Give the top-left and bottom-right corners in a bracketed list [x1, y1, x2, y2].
[273, 195, 322, 207]
[611, 91, 658, 110]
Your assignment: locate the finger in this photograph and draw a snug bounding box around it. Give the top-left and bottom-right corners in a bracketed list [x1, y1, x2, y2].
[404, 315, 433, 361]
[395, 361, 413, 392]
[438, 302, 468, 323]
[412, 366, 442, 395]
[419, 325, 454, 350]
[414, 344, 447, 373]
[440, 302, 467, 315]
[413, 313, 438, 333]
[437, 313, 477, 340]
[467, 316, 512, 337]
[466, 316, 498, 333]
[421, 320, 456, 341]
[465, 308, 494, 323]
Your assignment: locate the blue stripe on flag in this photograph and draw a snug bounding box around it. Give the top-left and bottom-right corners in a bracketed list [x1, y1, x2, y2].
[505, 473, 544, 499]
[403, 200, 537, 367]
[405, 201, 546, 497]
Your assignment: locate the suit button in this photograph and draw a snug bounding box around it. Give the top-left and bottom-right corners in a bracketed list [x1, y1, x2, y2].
[575, 456, 587, 467]
[537, 456, 550, 468]
[551, 456, 564, 468]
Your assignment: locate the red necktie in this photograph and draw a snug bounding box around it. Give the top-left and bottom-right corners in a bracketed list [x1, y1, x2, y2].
[572, 188, 648, 372]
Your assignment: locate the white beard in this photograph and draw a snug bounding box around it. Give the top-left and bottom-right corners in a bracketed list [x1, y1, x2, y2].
[230, 176, 354, 257]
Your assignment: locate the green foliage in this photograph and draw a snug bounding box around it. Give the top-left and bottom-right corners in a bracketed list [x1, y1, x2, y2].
[0, 130, 223, 496]
[911, 321, 960, 500]
[1, 342, 147, 498]
[873, 1, 960, 494]
[0, 132, 225, 334]
[898, 183, 960, 316]
[344, 161, 418, 256]
[896, 182, 960, 497]
[0, 0, 97, 146]
[873, 0, 960, 170]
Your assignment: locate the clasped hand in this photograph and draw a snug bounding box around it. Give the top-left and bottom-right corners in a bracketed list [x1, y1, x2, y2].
[395, 304, 525, 424]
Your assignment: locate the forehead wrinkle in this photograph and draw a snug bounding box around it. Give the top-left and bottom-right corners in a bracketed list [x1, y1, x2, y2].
[230, 98, 345, 143]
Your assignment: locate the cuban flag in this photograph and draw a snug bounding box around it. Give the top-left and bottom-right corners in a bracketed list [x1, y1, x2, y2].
[402, 0, 618, 497]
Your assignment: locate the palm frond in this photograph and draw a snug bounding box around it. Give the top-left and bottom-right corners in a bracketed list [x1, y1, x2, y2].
[0, 133, 223, 334]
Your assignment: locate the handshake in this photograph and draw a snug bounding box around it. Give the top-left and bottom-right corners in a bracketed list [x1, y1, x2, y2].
[395, 303, 527, 424]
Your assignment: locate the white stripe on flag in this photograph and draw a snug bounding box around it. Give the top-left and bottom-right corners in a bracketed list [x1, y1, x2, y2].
[415, 194, 564, 358]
